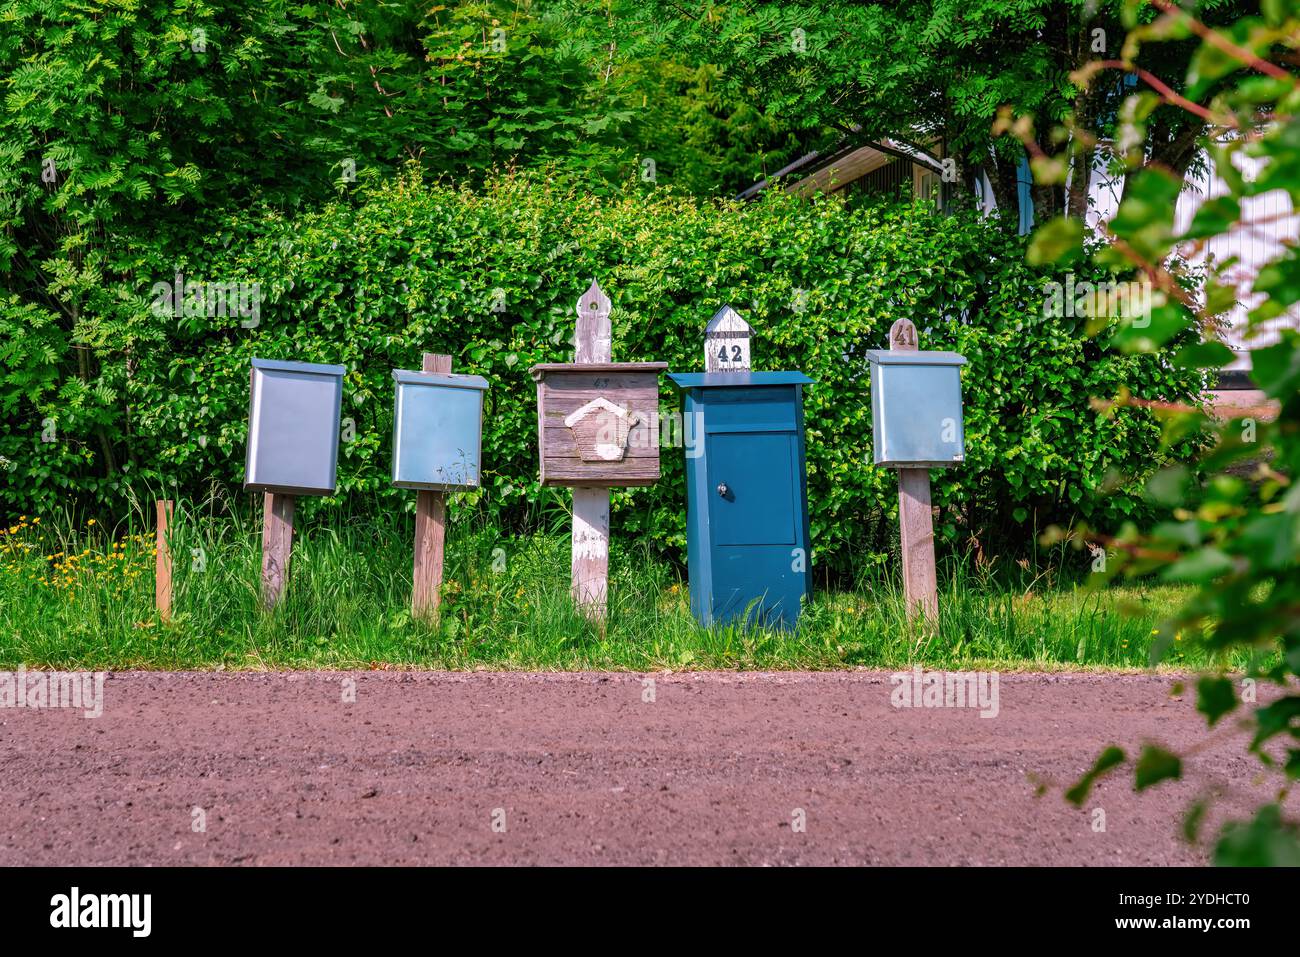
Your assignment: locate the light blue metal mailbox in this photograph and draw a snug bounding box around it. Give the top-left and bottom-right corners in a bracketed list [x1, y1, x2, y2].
[245, 357, 346, 495]
[391, 369, 489, 490]
[668, 371, 813, 629]
[865, 350, 967, 467]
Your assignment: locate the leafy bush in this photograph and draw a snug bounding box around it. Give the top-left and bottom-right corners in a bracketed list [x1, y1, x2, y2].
[0, 171, 1209, 576]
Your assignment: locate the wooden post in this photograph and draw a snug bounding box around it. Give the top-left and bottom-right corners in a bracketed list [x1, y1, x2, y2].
[155, 499, 174, 622]
[890, 318, 939, 623]
[261, 491, 295, 610]
[412, 352, 453, 620]
[572, 280, 613, 620]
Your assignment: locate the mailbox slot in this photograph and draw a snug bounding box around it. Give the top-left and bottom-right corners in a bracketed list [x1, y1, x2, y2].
[244, 357, 346, 496]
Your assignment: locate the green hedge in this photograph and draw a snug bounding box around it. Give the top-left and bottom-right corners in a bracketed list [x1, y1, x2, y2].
[0, 171, 1208, 575]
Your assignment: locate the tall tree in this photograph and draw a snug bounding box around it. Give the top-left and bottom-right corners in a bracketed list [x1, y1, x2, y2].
[634, 1, 1250, 225]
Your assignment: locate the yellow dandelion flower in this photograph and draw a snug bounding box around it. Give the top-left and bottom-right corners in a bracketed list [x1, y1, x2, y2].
[87, 518, 96, 526]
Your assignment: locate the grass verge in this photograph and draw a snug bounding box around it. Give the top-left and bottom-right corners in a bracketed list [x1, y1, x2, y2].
[0, 501, 1264, 673]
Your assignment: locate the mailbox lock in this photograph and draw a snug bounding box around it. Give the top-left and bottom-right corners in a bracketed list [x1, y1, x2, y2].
[717, 482, 729, 497]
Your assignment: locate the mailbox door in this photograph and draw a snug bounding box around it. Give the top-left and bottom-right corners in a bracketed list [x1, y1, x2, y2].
[245, 361, 344, 495]
[392, 382, 483, 489]
[705, 430, 804, 627]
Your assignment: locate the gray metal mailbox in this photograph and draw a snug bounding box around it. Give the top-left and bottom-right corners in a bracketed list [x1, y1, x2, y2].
[391, 369, 489, 490]
[244, 357, 346, 495]
[865, 350, 967, 467]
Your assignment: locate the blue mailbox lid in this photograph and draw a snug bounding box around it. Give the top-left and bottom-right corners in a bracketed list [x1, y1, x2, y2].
[667, 371, 813, 388]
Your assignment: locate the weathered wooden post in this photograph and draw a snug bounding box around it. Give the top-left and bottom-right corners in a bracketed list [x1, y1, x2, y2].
[866, 319, 968, 624]
[890, 319, 937, 621]
[243, 357, 346, 611]
[155, 499, 174, 622]
[571, 283, 613, 616]
[412, 353, 452, 618]
[530, 280, 666, 621]
[391, 352, 489, 620]
[261, 492, 295, 610]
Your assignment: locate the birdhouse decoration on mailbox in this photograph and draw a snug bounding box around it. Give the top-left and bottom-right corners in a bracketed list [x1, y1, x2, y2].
[668, 305, 814, 630]
[391, 369, 489, 490]
[244, 357, 346, 496]
[531, 280, 668, 619]
[704, 304, 753, 373]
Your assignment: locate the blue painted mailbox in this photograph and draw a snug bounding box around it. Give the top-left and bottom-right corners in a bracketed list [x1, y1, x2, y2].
[391, 369, 490, 490]
[244, 357, 346, 496]
[667, 371, 814, 629]
[864, 350, 967, 467]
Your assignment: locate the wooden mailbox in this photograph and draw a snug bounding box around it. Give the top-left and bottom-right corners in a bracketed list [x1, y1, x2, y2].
[530, 280, 667, 620]
[530, 363, 665, 487]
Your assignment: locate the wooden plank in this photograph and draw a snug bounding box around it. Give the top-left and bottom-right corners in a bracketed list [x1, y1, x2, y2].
[412, 352, 453, 620]
[155, 499, 174, 623]
[890, 318, 938, 623]
[260, 491, 295, 610]
[571, 280, 612, 621]
[531, 362, 667, 376]
[571, 485, 610, 617]
[897, 467, 938, 622]
[542, 426, 661, 459]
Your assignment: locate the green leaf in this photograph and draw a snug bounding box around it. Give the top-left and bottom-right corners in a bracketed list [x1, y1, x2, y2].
[1027, 216, 1084, 267]
[1066, 745, 1125, 806]
[1215, 805, 1300, 866]
[1173, 341, 1235, 370]
[1134, 745, 1182, 790]
[1196, 676, 1238, 727]
[1163, 547, 1235, 583]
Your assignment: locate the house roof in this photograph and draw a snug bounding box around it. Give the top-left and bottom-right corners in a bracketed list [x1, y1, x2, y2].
[737, 135, 946, 201]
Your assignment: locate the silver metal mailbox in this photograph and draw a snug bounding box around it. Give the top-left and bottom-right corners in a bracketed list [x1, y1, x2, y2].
[865, 350, 967, 467]
[244, 357, 346, 495]
[391, 370, 489, 491]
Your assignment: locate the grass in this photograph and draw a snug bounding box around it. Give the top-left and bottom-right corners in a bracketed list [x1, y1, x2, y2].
[0, 497, 1267, 673]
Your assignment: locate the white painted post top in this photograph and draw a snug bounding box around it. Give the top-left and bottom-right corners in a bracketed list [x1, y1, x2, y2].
[704, 304, 753, 372]
[575, 279, 612, 364]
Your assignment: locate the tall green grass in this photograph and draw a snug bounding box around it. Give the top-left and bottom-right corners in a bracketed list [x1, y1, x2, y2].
[0, 495, 1264, 672]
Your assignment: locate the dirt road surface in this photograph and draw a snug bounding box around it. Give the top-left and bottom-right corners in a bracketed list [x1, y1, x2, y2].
[0, 671, 1281, 865]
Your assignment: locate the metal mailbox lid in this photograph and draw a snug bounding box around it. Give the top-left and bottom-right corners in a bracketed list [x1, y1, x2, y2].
[251, 357, 348, 376]
[392, 369, 490, 391]
[244, 357, 345, 496]
[864, 350, 967, 367]
[391, 372, 487, 491]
